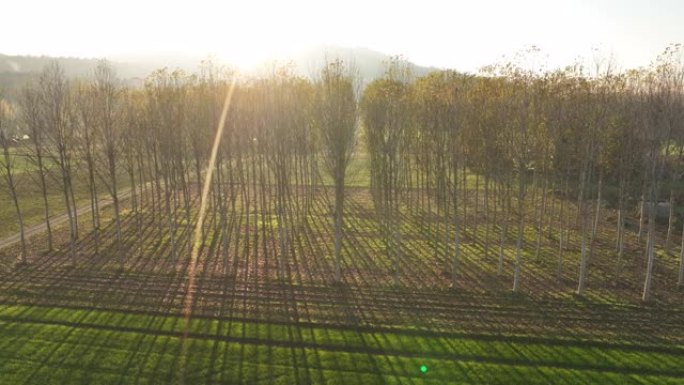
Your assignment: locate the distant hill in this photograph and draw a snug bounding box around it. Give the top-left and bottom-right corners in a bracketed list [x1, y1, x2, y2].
[0, 54, 150, 98]
[255, 45, 438, 80]
[0, 54, 100, 76]
[0, 46, 440, 97]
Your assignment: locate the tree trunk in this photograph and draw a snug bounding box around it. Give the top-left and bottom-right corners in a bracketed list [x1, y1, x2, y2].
[577, 169, 589, 296]
[165, 174, 177, 263]
[512, 166, 525, 292]
[642, 184, 658, 301]
[577, 212, 589, 295]
[42, 194, 53, 251]
[665, 189, 675, 254]
[36, 155, 53, 251]
[62, 172, 77, 263]
[113, 191, 122, 268]
[452, 164, 460, 289]
[67, 175, 79, 239]
[535, 172, 548, 261]
[91, 173, 100, 256]
[498, 175, 510, 275]
[638, 188, 646, 244]
[129, 164, 138, 215]
[678, 217, 684, 289]
[592, 170, 603, 240]
[557, 176, 566, 281]
[615, 177, 625, 251]
[615, 177, 626, 281]
[333, 181, 344, 282]
[642, 202, 657, 301]
[484, 174, 490, 260]
[138, 153, 146, 209]
[474, 171, 480, 214]
[12, 186, 28, 264]
[2, 140, 28, 264]
[462, 163, 467, 238]
[85, 147, 99, 232]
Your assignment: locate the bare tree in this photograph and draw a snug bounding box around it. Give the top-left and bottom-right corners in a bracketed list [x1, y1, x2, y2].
[91, 61, 125, 267]
[362, 58, 413, 284]
[39, 62, 79, 262]
[20, 83, 53, 250]
[75, 82, 102, 242]
[0, 95, 28, 264]
[315, 59, 358, 283]
[642, 46, 682, 301]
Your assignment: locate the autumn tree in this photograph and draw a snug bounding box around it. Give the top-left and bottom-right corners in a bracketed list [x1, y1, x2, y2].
[314, 59, 358, 283]
[91, 61, 125, 266]
[362, 58, 413, 284]
[39, 62, 79, 262]
[19, 83, 53, 250]
[0, 95, 28, 264]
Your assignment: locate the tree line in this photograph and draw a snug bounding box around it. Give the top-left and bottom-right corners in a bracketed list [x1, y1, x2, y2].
[1, 45, 683, 302]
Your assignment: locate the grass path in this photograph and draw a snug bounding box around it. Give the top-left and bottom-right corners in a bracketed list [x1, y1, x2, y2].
[0, 187, 138, 251]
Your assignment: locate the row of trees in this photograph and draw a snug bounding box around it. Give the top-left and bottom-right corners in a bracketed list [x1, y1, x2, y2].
[362, 47, 684, 300]
[1, 46, 683, 301]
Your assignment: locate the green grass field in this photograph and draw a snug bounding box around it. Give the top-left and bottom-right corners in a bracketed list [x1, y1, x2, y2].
[0, 147, 133, 239]
[0, 180, 682, 384]
[1, 304, 682, 385]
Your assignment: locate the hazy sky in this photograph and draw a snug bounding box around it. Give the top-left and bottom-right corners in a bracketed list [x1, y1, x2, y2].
[2, 0, 683, 71]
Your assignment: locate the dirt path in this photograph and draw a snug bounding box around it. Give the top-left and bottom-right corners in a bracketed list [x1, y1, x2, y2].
[0, 188, 133, 250]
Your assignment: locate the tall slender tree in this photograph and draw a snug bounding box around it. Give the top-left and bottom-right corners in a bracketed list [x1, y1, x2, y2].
[315, 59, 358, 283]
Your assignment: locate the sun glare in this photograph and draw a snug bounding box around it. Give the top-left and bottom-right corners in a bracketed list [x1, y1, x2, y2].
[215, 41, 297, 70]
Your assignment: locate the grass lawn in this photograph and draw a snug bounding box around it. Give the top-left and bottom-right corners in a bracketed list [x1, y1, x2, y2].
[0, 304, 682, 385]
[0, 178, 682, 384]
[0, 158, 133, 239]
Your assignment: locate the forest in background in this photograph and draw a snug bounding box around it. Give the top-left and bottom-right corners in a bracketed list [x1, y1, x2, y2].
[1, 44, 683, 304]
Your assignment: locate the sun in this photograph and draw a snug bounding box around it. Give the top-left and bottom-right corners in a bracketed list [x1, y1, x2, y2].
[211, 34, 304, 71]
[216, 45, 272, 70]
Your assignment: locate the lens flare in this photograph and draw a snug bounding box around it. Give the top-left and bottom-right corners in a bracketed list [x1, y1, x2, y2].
[177, 76, 237, 384]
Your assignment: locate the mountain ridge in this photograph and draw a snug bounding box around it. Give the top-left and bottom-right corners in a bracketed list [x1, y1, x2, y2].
[0, 46, 440, 96]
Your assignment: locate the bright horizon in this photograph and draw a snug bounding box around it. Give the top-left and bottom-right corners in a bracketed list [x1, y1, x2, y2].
[2, 0, 684, 72]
